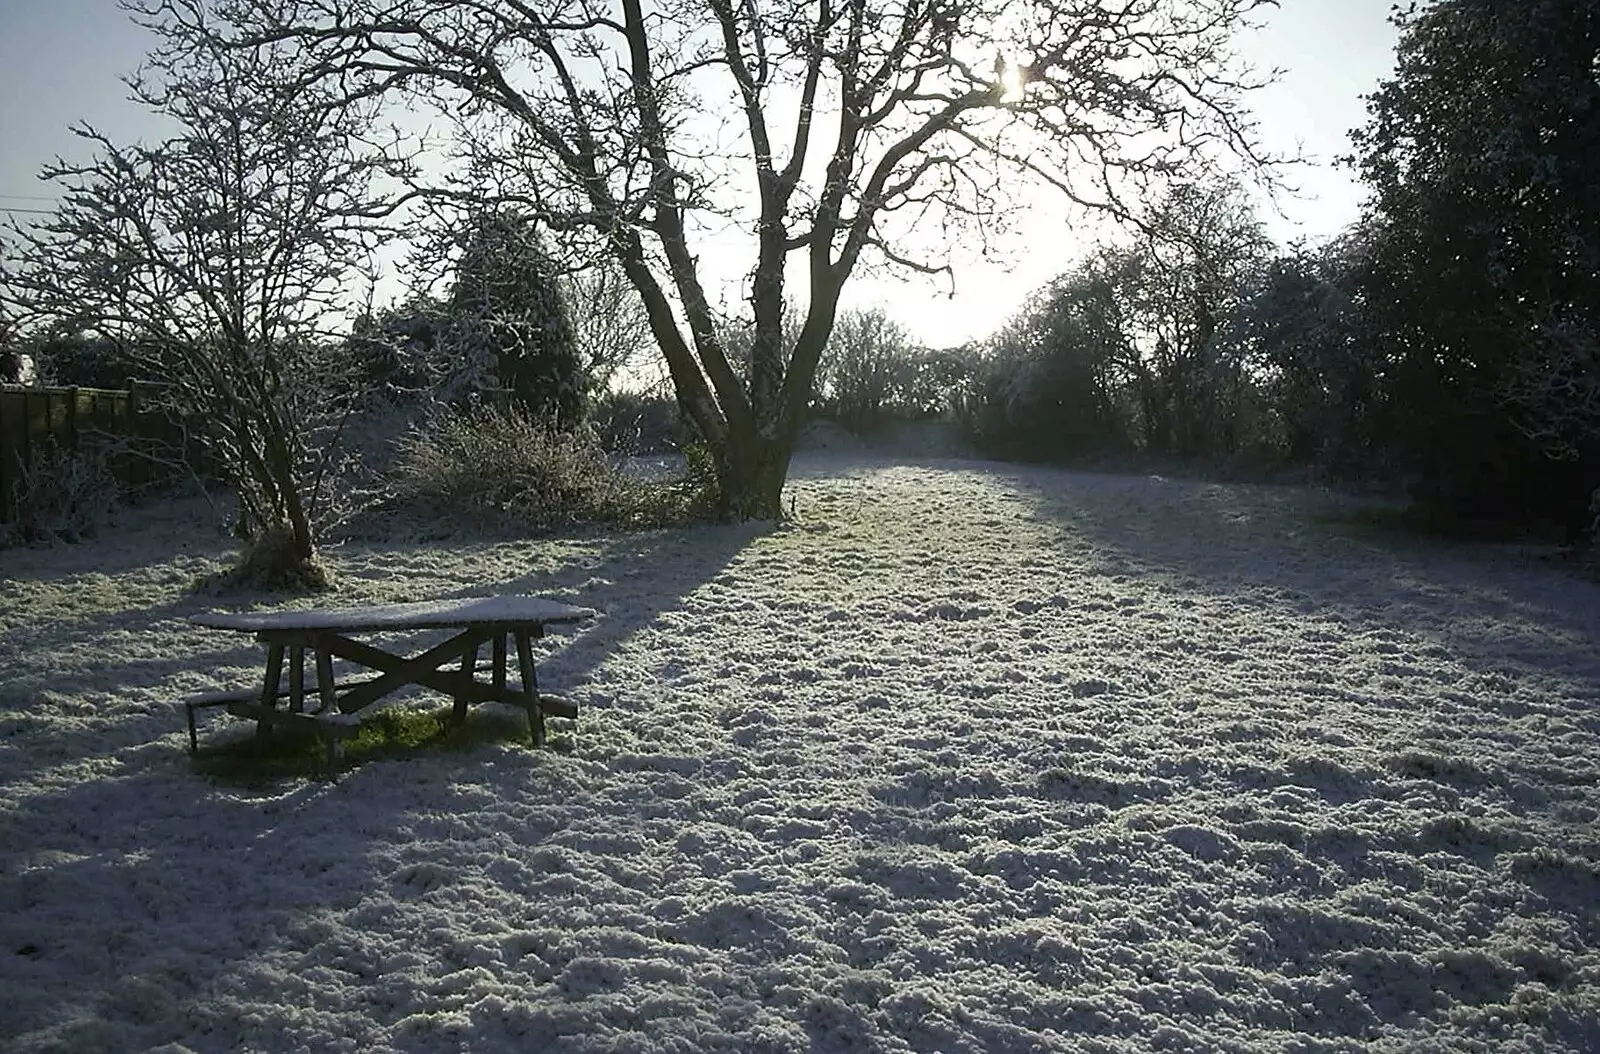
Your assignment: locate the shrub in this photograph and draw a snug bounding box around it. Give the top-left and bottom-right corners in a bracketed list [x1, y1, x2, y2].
[195, 525, 334, 593]
[31, 333, 143, 389]
[954, 339, 1130, 463]
[1, 439, 120, 546]
[389, 406, 706, 534]
[590, 388, 693, 454]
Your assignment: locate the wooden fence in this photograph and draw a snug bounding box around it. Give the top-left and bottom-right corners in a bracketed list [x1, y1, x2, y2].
[0, 383, 192, 524]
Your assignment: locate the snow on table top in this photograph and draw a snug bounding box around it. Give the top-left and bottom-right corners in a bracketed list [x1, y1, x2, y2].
[190, 595, 596, 633]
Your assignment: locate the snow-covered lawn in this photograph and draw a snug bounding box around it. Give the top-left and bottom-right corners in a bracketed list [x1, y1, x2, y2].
[2, 456, 1598, 1053]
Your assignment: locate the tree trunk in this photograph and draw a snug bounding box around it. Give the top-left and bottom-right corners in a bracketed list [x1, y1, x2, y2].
[281, 479, 316, 565]
[259, 415, 316, 563]
[714, 422, 793, 520]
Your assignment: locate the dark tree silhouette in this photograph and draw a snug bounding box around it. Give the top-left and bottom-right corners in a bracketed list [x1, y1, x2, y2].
[446, 210, 585, 427]
[193, 0, 1277, 517]
[1350, 0, 1600, 531]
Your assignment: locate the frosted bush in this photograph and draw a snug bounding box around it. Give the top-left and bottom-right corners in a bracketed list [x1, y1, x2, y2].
[1, 439, 120, 546]
[389, 406, 703, 534]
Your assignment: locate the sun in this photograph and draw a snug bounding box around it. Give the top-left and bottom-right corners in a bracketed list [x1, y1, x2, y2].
[1000, 56, 1027, 103]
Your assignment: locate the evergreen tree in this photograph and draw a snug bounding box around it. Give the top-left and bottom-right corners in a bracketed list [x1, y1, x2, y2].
[1351, 0, 1599, 530]
[446, 211, 585, 427]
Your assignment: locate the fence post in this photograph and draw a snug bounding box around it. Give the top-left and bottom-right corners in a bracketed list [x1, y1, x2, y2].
[66, 386, 79, 453]
[125, 383, 143, 492]
[22, 389, 37, 467]
[0, 390, 13, 525]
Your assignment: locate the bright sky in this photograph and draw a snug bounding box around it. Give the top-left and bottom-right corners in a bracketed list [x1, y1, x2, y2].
[0, 0, 1402, 347]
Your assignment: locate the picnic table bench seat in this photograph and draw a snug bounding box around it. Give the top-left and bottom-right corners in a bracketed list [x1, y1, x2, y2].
[182, 675, 579, 753]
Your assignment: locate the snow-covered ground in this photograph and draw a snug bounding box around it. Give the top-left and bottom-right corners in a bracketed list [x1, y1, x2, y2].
[2, 455, 1597, 1053]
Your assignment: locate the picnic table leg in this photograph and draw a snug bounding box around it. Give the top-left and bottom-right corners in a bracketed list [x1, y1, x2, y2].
[312, 635, 345, 776]
[492, 634, 508, 692]
[514, 629, 543, 747]
[315, 645, 337, 714]
[289, 645, 306, 713]
[256, 642, 285, 744]
[453, 641, 480, 726]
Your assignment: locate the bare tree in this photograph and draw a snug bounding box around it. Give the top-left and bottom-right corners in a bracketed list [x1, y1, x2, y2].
[817, 306, 916, 430]
[200, 0, 1274, 516]
[0, 4, 404, 583]
[567, 260, 656, 394]
[1120, 180, 1273, 457]
[0, 300, 22, 384]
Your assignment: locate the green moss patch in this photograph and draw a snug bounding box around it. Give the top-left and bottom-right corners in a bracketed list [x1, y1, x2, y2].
[193, 704, 560, 783]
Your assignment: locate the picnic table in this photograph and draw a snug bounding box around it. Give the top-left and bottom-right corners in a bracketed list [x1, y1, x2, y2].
[185, 595, 596, 765]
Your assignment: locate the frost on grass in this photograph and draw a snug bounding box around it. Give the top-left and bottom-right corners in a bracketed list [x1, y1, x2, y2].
[2, 456, 1598, 1053]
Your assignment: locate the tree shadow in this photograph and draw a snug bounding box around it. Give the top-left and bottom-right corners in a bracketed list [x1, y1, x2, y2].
[0, 491, 236, 586]
[993, 465, 1600, 685]
[2, 516, 768, 1051]
[2, 734, 530, 1050]
[2, 513, 766, 801]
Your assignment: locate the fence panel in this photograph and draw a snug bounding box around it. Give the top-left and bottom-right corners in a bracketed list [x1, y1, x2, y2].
[0, 383, 191, 524]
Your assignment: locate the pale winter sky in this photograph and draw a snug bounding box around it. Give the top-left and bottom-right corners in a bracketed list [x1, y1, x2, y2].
[0, 0, 1403, 346]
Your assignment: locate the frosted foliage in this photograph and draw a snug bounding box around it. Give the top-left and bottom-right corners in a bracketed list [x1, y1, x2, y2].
[2, 457, 1598, 1052]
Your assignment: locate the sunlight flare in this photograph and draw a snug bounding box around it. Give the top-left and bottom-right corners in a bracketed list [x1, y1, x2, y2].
[999, 53, 1027, 103]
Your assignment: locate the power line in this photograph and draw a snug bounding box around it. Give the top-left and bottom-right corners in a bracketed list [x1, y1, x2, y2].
[0, 194, 55, 202]
[0, 207, 52, 215]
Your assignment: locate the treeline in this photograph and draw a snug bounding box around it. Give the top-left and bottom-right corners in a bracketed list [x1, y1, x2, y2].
[960, 0, 1599, 542]
[20, 209, 643, 421]
[5, 0, 1594, 560]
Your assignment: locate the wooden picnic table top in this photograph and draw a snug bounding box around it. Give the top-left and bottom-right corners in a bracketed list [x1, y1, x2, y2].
[190, 595, 597, 634]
